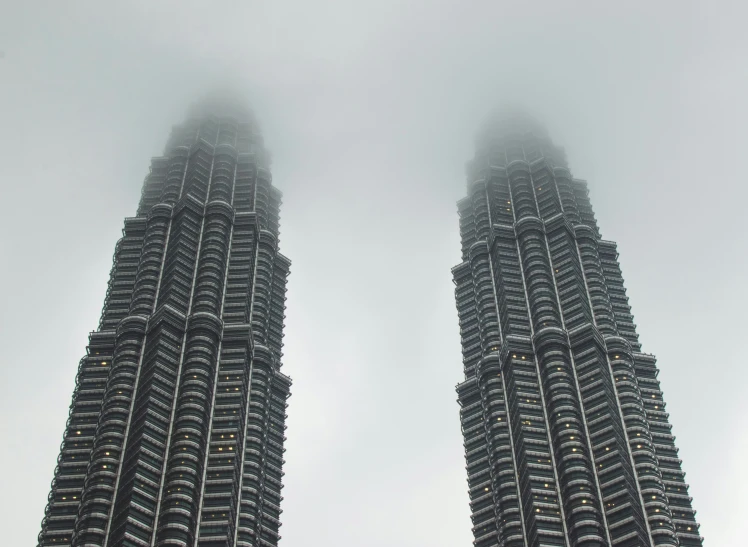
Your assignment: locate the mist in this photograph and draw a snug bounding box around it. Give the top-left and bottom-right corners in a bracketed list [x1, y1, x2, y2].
[1, 2, 746, 545]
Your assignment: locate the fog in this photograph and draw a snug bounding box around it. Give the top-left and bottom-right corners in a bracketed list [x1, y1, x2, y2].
[1, 2, 746, 545]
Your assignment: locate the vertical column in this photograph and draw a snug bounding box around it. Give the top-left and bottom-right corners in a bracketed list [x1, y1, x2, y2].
[40, 217, 146, 546]
[199, 213, 258, 546]
[541, 215, 651, 546]
[236, 230, 282, 546]
[155, 200, 234, 545]
[72, 203, 173, 546]
[234, 347, 272, 546]
[565, 176, 697, 544]
[470, 241, 524, 547]
[244, 360, 289, 547]
[573, 226, 677, 545]
[458, 378, 502, 547]
[455, 256, 508, 546]
[105, 126, 219, 545]
[72, 314, 149, 546]
[481, 176, 568, 546]
[535, 147, 659, 545]
[105, 307, 186, 545]
[632, 353, 702, 546]
[38, 334, 115, 546]
[600, 343, 677, 546]
[508, 158, 609, 545]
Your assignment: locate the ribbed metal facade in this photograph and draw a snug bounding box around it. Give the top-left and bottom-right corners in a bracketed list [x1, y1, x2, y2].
[453, 114, 702, 547]
[39, 98, 292, 547]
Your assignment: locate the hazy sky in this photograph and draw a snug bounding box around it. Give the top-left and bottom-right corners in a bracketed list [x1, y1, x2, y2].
[1, 2, 746, 545]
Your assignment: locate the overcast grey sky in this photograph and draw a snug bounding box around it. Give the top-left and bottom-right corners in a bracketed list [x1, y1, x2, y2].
[1, 1, 746, 545]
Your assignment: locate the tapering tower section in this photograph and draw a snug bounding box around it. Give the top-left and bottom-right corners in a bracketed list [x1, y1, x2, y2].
[38, 94, 292, 547]
[453, 112, 702, 547]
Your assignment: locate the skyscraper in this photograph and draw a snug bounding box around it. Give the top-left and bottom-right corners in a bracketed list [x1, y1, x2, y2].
[38, 96, 292, 547]
[453, 114, 702, 547]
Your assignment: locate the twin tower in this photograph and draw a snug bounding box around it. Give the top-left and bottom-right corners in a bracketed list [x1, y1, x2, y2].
[38, 99, 703, 547]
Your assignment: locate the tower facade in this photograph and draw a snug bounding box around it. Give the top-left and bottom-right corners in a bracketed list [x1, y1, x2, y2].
[39, 97, 292, 547]
[453, 114, 702, 547]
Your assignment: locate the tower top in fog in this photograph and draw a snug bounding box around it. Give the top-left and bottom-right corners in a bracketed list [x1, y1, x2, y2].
[452, 120, 703, 546]
[38, 103, 293, 547]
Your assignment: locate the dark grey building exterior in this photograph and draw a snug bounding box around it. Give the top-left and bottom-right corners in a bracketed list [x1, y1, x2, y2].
[453, 114, 702, 547]
[38, 97, 292, 547]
